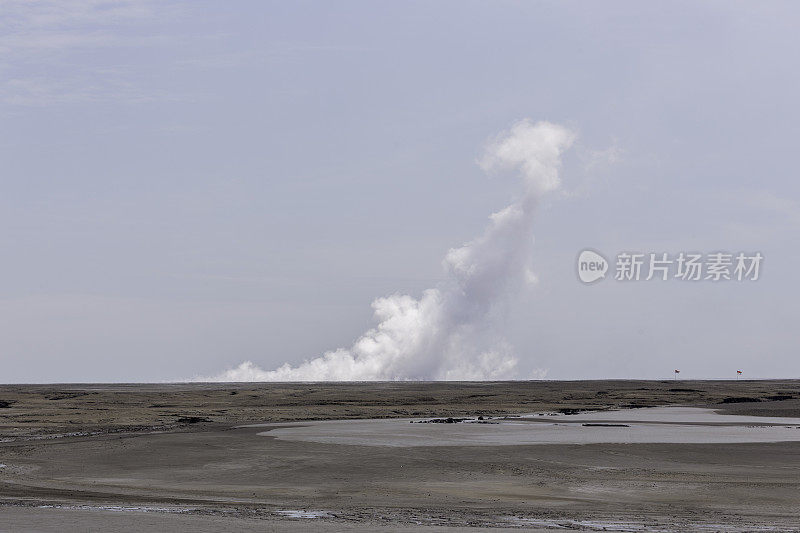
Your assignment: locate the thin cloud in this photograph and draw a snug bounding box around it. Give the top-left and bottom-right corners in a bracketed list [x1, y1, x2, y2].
[0, 0, 180, 106]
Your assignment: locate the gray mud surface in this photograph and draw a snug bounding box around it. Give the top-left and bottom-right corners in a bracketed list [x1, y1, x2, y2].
[1, 380, 799, 531]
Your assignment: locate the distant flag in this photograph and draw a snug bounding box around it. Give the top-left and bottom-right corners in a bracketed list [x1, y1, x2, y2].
[737, 370, 742, 374]
[674, 369, 680, 380]
[737, 369, 742, 380]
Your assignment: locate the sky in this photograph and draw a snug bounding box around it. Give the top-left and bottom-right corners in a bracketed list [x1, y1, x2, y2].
[1, 1, 799, 382]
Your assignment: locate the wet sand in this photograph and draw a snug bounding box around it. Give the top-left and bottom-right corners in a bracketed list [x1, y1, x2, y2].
[1, 381, 799, 531]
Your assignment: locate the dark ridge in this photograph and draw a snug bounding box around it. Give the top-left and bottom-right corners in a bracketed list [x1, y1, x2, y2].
[719, 397, 761, 404]
[558, 408, 587, 415]
[413, 417, 470, 424]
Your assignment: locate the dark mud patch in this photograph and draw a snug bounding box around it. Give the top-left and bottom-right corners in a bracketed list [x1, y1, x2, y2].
[719, 397, 761, 404]
[176, 416, 212, 424]
[413, 417, 470, 424]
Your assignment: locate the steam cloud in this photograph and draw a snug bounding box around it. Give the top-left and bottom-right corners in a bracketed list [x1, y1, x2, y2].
[204, 120, 575, 381]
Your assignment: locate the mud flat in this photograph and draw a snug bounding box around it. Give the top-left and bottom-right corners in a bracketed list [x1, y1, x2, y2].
[1, 380, 799, 531]
[258, 407, 800, 447]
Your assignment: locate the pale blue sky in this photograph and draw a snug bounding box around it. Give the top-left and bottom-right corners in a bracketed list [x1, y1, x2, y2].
[1, 1, 798, 381]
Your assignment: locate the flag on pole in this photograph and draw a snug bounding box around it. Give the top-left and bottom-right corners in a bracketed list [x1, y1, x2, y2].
[674, 369, 680, 374]
[736, 370, 742, 374]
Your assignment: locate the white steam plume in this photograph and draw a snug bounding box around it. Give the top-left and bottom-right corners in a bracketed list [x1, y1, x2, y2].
[202, 120, 575, 381]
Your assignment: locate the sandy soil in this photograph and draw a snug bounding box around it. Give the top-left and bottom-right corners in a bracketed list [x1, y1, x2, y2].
[1, 380, 799, 531]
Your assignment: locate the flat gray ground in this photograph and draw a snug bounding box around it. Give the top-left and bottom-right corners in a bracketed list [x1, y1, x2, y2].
[1, 381, 799, 531]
